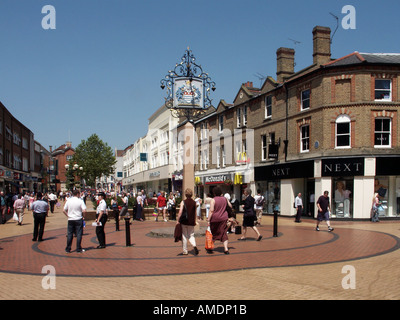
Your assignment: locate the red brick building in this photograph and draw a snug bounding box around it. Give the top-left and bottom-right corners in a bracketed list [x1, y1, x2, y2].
[194, 26, 400, 220]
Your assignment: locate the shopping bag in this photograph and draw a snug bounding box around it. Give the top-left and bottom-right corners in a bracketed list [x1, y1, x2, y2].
[205, 226, 214, 250]
[152, 208, 158, 216]
[12, 212, 18, 221]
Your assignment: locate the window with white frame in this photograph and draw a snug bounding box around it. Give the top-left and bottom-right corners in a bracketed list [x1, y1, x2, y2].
[375, 79, 392, 101]
[203, 149, 208, 169]
[335, 115, 351, 148]
[237, 108, 241, 127]
[261, 135, 267, 160]
[23, 157, 28, 171]
[216, 146, 220, 168]
[265, 95, 272, 118]
[219, 115, 224, 132]
[242, 106, 247, 126]
[13, 155, 21, 170]
[200, 122, 208, 140]
[374, 118, 391, 147]
[301, 89, 310, 110]
[221, 145, 226, 168]
[300, 125, 310, 152]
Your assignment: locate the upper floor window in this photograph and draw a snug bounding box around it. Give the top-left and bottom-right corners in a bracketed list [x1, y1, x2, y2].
[22, 137, 29, 149]
[300, 125, 310, 152]
[200, 122, 208, 140]
[237, 106, 247, 127]
[301, 89, 310, 110]
[261, 135, 268, 160]
[335, 115, 351, 148]
[374, 118, 391, 148]
[375, 79, 392, 101]
[265, 95, 272, 118]
[242, 106, 247, 126]
[219, 115, 224, 133]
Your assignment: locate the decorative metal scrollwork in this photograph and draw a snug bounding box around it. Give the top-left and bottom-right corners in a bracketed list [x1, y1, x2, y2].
[160, 47, 216, 121]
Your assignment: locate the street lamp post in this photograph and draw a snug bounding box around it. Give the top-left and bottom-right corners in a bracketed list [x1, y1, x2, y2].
[65, 163, 83, 191]
[160, 47, 216, 193]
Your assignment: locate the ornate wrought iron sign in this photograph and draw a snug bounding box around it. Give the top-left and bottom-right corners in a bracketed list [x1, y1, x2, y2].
[160, 47, 216, 120]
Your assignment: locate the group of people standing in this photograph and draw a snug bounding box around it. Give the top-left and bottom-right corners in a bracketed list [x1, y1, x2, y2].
[176, 187, 263, 256]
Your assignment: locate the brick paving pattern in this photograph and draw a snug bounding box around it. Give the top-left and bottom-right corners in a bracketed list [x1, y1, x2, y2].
[0, 202, 399, 300]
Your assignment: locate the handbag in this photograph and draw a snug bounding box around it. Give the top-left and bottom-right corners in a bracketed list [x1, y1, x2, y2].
[205, 226, 214, 251]
[179, 201, 188, 224]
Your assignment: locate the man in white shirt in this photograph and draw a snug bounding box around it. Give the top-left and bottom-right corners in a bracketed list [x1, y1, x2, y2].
[63, 189, 87, 253]
[95, 192, 107, 249]
[254, 189, 265, 226]
[48, 192, 57, 213]
[294, 192, 303, 223]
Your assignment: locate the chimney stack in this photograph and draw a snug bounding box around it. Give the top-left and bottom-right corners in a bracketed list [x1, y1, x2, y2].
[313, 26, 331, 66]
[243, 81, 253, 88]
[276, 47, 295, 82]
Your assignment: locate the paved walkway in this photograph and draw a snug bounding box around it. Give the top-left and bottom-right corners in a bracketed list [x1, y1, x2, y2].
[0, 201, 399, 300]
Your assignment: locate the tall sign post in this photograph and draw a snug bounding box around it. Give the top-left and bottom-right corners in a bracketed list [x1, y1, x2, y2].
[160, 47, 216, 194]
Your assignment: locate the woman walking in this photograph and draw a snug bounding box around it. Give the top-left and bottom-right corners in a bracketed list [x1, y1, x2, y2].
[239, 188, 262, 241]
[13, 194, 26, 225]
[136, 192, 144, 221]
[176, 188, 198, 256]
[207, 186, 231, 254]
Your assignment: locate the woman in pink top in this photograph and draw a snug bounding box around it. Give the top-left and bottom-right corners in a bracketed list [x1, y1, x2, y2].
[207, 186, 232, 254]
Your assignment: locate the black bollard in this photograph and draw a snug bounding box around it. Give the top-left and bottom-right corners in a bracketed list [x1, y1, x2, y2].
[115, 210, 120, 231]
[273, 209, 278, 237]
[124, 217, 132, 246]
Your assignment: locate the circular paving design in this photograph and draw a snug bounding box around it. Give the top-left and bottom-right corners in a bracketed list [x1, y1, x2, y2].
[0, 221, 399, 277]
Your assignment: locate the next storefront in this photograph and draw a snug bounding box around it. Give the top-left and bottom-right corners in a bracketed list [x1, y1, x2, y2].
[255, 156, 400, 220]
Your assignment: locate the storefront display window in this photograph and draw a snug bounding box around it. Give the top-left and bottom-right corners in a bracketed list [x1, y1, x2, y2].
[332, 178, 353, 218]
[375, 177, 389, 217]
[256, 180, 280, 214]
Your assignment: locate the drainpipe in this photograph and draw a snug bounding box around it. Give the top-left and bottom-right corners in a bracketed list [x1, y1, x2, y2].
[283, 82, 289, 162]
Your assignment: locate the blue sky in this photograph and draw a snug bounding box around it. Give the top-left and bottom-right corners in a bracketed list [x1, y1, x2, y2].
[0, 0, 399, 151]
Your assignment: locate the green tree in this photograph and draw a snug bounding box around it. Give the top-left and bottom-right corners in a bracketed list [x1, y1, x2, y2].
[72, 134, 116, 188]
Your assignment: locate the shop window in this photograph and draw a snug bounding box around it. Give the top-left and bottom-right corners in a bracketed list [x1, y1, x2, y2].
[332, 178, 353, 218]
[374, 178, 390, 217]
[335, 115, 351, 148]
[256, 180, 280, 214]
[374, 118, 391, 148]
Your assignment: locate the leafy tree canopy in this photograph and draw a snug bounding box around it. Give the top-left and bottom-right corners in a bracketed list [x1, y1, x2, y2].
[72, 134, 116, 188]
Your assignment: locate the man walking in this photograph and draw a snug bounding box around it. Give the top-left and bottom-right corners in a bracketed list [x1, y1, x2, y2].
[294, 192, 303, 223]
[316, 191, 334, 232]
[30, 192, 49, 241]
[63, 189, 87, 253]
[48, 192, 57, 213]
